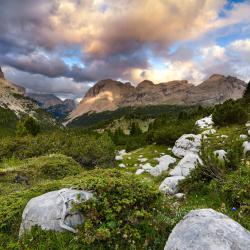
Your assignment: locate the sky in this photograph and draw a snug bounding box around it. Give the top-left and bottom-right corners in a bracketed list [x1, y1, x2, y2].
[0, 0, 250, 99]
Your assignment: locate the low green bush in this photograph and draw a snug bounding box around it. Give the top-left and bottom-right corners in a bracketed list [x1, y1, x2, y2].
[0, 131, 115, 168]
[222, 164, 250, 214]
[18, 154, 82, 181]
[0, 169, 184, 249]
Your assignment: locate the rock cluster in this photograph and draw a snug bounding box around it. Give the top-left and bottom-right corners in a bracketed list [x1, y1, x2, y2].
[159, 116, 212, 195]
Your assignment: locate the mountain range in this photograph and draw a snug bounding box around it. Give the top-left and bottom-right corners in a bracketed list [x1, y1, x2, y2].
[68, 74, 246, 122]
[27, 93, 76, 120]
[0, 66, 247, 125]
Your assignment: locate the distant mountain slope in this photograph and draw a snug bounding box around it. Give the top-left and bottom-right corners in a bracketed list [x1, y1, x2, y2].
[27, 93, 63, 108]
[0, 67, 56, 134]
[68, 74, 246, 123]
[27, 93, 76, 120]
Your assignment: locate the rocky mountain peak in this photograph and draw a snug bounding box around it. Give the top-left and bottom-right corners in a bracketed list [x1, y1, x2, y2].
[137, 80, 154, 88]
[0, 67, 4, 79]
[208, 74, 225, 81]
[85, 79, 124, 98]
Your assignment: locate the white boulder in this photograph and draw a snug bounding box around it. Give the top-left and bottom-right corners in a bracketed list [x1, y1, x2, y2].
[243, 141, 250, 156]
[159, 176, 185, 195]
[19, 188, 93, 236]
[246, 121, 250, 127]
[214, 150, 227, 161]
[164, 209, 250, 250]
[172, 134, 202, 158]
[248, 130, 250, 136]
[195, 115, 214, 129]
[170, 153, 202, 177]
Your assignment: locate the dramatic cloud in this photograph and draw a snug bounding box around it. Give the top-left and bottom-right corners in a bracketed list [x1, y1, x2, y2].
[0, 0, 249, 98]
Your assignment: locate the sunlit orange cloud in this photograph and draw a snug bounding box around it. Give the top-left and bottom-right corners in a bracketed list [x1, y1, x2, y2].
[47, 0, 227, 56]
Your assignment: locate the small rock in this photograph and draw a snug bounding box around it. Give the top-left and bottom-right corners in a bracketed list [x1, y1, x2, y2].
[240, 134, 248, 140]
[159, 176, 185, 195]
[135, 169, 144, 175]
[214, 149, 227, 161]
[141, 163, 153, 171]
[115, 155, 123, 161]
[243, 141, 250, 156]
[174, 193, 185, 199]
[139, 158, 147, 163]
[195, 115, 214, 129]
[118, 149, 127, 156]
[221, 135, 228, 138]
[119, 163, 126, 168]
[201, 129, 216, 135]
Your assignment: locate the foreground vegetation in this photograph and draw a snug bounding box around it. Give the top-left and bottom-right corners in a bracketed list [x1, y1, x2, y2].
[0, 85, 249, 249]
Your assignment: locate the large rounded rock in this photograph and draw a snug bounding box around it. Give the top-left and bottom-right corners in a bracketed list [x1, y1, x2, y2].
[169, 153, 202, 177]
[172, 134, 202, 158]
[19, 188, 93, 236]
[165, 209, 250, 250]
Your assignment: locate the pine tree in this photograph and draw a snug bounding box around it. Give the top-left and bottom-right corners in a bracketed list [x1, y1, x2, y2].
[130, 122, 142, 136]
[243, 81, 250, 99]
[16, 116, 40, 136]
